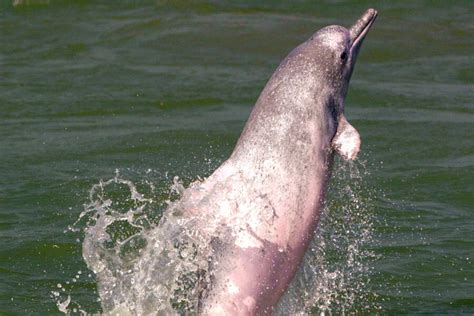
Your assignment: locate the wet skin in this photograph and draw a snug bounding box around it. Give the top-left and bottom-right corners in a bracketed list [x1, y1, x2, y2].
[186, 8, 379, 315]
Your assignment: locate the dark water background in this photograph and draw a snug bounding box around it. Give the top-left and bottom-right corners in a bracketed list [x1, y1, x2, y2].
[1, 0, 473, 314]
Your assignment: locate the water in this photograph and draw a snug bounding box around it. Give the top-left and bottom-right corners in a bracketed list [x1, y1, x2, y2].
[1, 1, 473, 314]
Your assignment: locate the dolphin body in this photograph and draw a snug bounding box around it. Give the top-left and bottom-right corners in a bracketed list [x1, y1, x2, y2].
[82, 9, 377, 315]
[103, 8, 378, 316]
[188, 9, 378, 315]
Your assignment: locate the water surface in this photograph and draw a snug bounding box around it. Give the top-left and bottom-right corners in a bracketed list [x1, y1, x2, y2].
[1, 0, 473, 314]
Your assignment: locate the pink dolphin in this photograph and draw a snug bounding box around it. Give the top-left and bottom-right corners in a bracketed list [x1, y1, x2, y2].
[191, 8, 378, 315]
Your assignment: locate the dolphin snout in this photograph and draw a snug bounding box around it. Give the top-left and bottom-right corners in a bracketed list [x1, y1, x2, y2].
[349, 8, 377, 51]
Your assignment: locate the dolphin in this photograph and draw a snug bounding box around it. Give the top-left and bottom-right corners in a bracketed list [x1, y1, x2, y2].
[190, 8, 378, 315]
[96, 8, 378, 316]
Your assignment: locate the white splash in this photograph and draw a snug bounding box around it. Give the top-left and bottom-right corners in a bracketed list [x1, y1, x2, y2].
[59, 160, 377, 314]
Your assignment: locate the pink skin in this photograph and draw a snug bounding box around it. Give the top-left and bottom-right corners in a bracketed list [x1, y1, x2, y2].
[180, 9, 378, 315]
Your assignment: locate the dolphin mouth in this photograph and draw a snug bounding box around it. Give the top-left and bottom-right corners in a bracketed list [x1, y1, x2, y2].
[349, 8, 377, 51]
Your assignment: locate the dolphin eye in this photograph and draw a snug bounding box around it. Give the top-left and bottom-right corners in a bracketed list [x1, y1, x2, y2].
[329, 104, 338, 122]
[340, 51, 347, 61]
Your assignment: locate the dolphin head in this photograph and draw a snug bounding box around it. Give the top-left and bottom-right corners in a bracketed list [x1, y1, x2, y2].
[235, 9, 377, 162]
[305, 8, 377, 114]
[296, 8, 377, 160]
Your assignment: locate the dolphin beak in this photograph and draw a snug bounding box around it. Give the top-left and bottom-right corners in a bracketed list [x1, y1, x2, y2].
[349, 8, 377, 56]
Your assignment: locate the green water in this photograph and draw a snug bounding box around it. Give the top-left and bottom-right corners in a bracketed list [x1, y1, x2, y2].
[1, 1, 473, 314]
